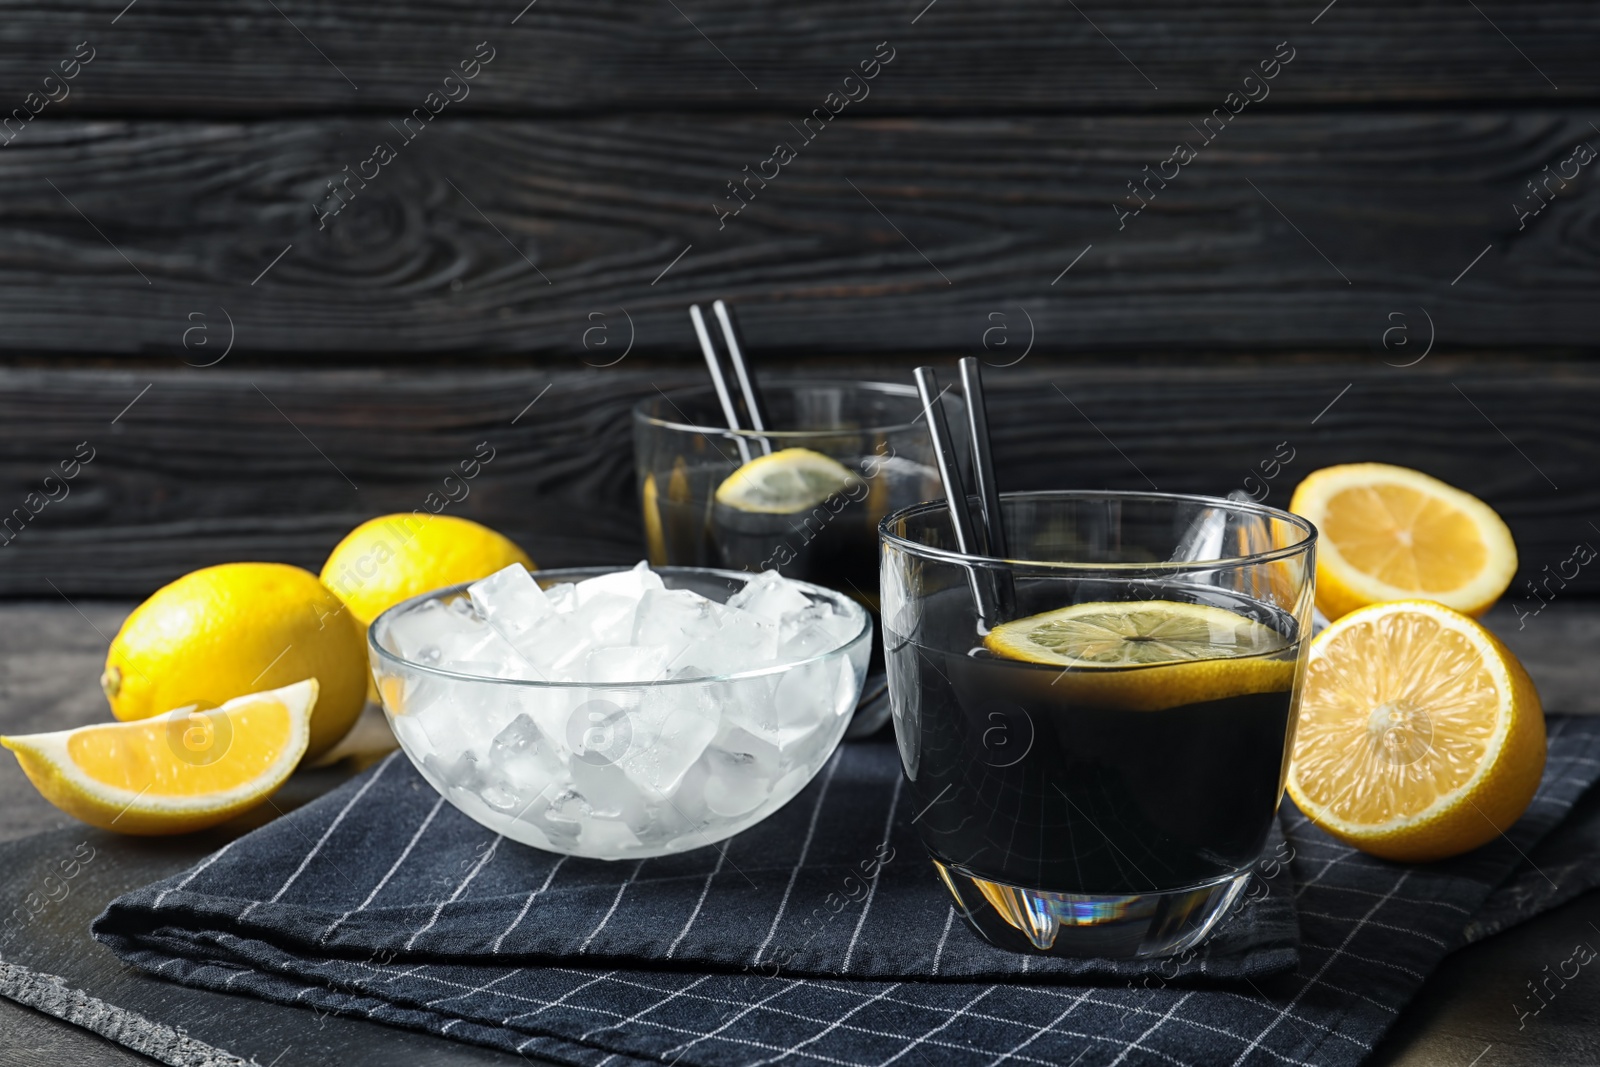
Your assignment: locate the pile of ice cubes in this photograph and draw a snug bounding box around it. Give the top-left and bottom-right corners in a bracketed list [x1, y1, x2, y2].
[378, 563, 868, 859]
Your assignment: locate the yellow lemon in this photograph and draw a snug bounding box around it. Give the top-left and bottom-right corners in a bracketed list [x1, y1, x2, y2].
[1289, 463, 1517, 621]
[714, 448, 858, 514]
[1287, 599, 1545, 862]
[320, 513, 533, 627]
[3, 680, 316, 834]
[982, 600, 1298, 712]
[102, 564, 365, 760]
[641, 473, 667, 564]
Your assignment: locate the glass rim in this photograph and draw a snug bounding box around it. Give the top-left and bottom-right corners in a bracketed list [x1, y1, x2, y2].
[368, 564, 872, 688]
[632, 378, 938, 440]
[878, 489, 1318, 572]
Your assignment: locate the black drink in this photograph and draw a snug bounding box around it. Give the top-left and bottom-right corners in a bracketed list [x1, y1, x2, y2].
[888, 588, 1300, 894]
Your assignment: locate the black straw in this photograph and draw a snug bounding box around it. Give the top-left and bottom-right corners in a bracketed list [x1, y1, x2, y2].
[713, 300, 772, 455]
[915, 366, 999, 627]
[689, 303, 752, 465]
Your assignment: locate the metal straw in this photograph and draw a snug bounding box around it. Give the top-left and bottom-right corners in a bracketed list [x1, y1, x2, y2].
[958, 357, 1007, 558]
[689, 303, 752, 464]
[914, 365, 999, 627]
[958, 357, 1014, 619]
[713, 300, 772, 455]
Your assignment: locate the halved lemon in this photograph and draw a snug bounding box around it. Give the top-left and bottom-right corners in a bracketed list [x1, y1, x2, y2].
[714, 447, 859, 514]
[1, 680, 316, 835]
[982, 600, 1298, 712]
[1286, 600, 1544, 862]
[1289, 463, 1517, 621]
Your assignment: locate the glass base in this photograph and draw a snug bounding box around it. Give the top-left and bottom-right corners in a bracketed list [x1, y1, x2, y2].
[931, 857, 1251, 959]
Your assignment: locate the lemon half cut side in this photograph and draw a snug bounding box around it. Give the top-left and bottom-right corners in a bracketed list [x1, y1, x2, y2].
[1289, 463, 1517, 621]
[1286, 600, 1544, 862]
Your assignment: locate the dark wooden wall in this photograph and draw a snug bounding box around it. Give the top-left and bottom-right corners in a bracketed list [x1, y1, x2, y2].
[0, 1, 1595, 600]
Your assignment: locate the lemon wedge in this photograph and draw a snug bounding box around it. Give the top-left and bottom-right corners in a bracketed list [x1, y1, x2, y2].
[1287, 600, 1545, 862]
[714, 447, 858, 514]
[982, 600, 1298, 712]
[1289, 463, 1517, 621]
[1, 680, 316, 835]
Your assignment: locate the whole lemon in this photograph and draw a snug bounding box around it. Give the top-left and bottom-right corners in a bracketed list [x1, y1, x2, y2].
[101, 563, 367, 761]
[320, 514, 534, 627]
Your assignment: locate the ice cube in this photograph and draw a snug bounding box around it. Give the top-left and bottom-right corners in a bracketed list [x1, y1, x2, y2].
[502, 615, 589, 681]
[469, 564, 555, 643]
[580, 820, 642, 855]
[544, 582, 577, 613]
[586, 644, 669, 683]
[574, 561, 664, 607]
[677, 605, 778, 677]
[389, 596, 515, 669]
[769, 765, 814, 805]
[777, 602, 856, 660]
[633, 588, 721, 666]
[618, 683, 719, 796]
[504, 687, 577, 748]
[727, 570, 812, 624]
[707, 722, 783, 774]
[700, 725, 784, 817]
[385, 598, 449, 661]
[389, 712, 431, 760]
[487, 713, 565, 797]
[450, 642, 540, 681]
[379, 670, 451, 721]
[410, 688, 474, 755]
[573, 592, 638, 648]
[656, 757, 712, 828]
[566, 701, 639, 779]
[543, 784, 588, 824]
[722, 662, 830, 750]
[568, 756, 650, 826]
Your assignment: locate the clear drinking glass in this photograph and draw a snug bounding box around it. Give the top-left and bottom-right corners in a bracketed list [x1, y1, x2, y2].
[880, 490, 1316, 958]
[633, 381, 957, 735]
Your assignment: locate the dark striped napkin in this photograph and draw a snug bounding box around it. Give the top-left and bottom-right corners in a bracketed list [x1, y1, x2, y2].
[95, 717, 1600, 1067]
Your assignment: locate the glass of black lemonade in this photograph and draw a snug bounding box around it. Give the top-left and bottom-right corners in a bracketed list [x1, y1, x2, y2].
[633, 381, 957, 733]
[880, 490, 1316, 958]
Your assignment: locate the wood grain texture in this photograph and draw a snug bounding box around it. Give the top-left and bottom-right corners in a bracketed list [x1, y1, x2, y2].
[2, 111, 1598, 356]
[0, 358, 1593, 600]
[6, 0, 1592, 114]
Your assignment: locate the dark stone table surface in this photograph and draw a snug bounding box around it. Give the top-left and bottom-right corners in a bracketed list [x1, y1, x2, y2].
[3, 599, 1598, 1066]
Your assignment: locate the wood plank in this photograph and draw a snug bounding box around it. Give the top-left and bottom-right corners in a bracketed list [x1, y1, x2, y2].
[1, 112, 1598, 355]
[0, 359, 1595, 602]
[7, 1, 1593, 113]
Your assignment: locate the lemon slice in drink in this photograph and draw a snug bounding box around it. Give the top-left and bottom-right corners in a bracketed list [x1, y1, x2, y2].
[983, 601, 1297, 712]
[714, 447, 858, 514]
[1, 680, 316, 835]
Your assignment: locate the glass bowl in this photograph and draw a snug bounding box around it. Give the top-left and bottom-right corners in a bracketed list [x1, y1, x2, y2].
[369, 565, 872, 860]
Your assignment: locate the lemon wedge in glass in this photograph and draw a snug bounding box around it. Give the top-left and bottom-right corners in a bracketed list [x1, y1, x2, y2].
[982, 600, 1297, 712]
[714, 447, 858, 514]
